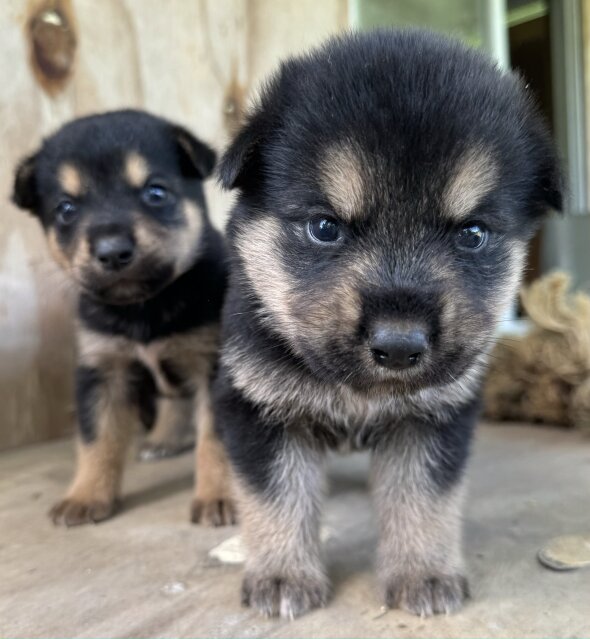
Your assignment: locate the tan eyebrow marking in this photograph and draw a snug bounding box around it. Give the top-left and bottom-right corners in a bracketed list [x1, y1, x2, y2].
[58, 163, 83, 197]
[124, 151, 150, 188]
[443, 147, 498, 221]
[320, 143, 365, 222]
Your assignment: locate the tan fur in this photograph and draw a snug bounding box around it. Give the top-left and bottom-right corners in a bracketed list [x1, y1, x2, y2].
[443, 147, 498, 221]
[320, 143, 365, 221]
[292, 265, 361, 347]
[222, 338, 484, 437]
[238, 217, 365, 352]
[65, 387, 136, 503]
[139, 326, 219, 394]
[236, 216, 297, 340]
[371, 431, 467, 614]
[50, 358, 138, 525]
[132, 199, 203, 278]
[235, 441, 328, 618]
[46, 200, 205, 291]
[134, 217, 170, 260]
[78, 327, 134, 368]
[71, 233, 92, 272]
[192, 375, 235, 525]
[175, 200, 204, 275]
[58, 162, 83, 197]
[79, 325, 218, 393]
[52, 323, 227, 526]
[124, 151, 149, 188]
[372, 434, 465, 575]
[144, 396, 194, 446]
[492, 240, 526, 320]
[47, 227, 72, 271]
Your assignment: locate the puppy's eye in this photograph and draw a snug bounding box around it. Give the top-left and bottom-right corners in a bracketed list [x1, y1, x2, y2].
[308, 216, 341, 243]
[456, 223, 487, 250]
[141, 183, 170, 207]
[55, 200, 78, 225]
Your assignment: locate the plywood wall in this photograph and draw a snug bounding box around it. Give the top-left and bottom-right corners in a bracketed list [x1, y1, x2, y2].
[0, 0, 348, 451]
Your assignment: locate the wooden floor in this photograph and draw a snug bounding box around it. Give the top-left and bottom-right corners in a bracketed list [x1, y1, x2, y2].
[1, 423, 589, 638]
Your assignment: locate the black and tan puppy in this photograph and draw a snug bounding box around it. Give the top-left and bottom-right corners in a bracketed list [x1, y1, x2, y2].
[214, 30, 562, 618]
[13, 110, 235, 527]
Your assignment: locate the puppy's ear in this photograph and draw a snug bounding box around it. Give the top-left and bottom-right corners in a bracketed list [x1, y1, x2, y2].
[218, 111, 266, 191]
[172, 125, 216, 179]
[12, 153, 40, 212]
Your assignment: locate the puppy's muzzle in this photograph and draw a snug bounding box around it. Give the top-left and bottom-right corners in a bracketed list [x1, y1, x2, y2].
[92, 234, 135, 272]
[369, 322, 429, 370]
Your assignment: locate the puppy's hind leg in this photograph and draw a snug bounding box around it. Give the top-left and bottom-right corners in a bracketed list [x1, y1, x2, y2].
[138, 396, 195, 461]
[191, 379, 236, 526]
[49, 363, 141, 526]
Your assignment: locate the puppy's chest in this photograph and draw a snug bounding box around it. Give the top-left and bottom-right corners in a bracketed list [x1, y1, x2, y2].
[78, 325, 218, 396]
[260, 385, 402, 449]
[303, 396, 400, 450]
[134, 342, 182, 396]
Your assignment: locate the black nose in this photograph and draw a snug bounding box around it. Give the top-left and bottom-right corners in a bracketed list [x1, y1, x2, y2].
[369, 324, 428, 370]
[94, 235, 135, 271]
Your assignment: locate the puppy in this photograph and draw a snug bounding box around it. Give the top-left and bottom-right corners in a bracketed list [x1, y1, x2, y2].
[13, 110, 235, 527]
[214, 30, 562, 618]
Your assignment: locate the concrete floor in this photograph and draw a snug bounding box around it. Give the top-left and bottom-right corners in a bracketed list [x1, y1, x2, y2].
[1, 423, 589, 638]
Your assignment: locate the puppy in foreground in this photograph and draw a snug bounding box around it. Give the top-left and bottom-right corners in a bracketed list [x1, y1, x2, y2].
[13, 110, 235, 526]
[215, 30, 562, 618]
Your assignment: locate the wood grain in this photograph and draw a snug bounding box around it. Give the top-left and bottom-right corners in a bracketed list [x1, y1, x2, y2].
[0, 0, 348, 450]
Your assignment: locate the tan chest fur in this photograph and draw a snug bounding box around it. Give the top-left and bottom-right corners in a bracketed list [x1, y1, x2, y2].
[77, 325, 219, 395]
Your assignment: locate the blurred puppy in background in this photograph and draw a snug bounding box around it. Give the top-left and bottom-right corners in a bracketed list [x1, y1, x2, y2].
[215, 30, 562, 618]
[13, 110, 235, 527]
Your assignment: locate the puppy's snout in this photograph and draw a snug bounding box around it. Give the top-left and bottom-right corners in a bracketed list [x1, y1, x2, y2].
[369, 323, 428, 370]
[93, 234, 135, 271]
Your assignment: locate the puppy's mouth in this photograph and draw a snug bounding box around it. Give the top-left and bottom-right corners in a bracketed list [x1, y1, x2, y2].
[298, 341, 478, 397]
[343, 362, 438, 395]
[78, 264, 175, 305]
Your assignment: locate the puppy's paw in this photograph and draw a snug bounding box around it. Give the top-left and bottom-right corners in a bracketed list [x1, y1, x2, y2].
[241, 572, 329, 619]
[191, 496, 237, 526]
[384, 573, 469, 616]
[49, 497, 117, 527]
[137, 440, 193, 462]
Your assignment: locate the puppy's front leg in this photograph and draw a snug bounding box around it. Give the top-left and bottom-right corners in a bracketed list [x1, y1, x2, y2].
[217, 390, 328, 618]
[238, 437, 328, 619]
[372, 408, 476, 616]
[49, 364, 139, 526]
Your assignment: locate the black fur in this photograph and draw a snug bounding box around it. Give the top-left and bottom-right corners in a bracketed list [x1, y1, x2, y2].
[75, 366, 103, 443]
[127, 360, 158, 430]
[409, 397, 480, 491]
[214, 368, 286, 495]
[213, 29, 563, 617]
[78, 230, 226, 343]
[12, 109, 227, 437]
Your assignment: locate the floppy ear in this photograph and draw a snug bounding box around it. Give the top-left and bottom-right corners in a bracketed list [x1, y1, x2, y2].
[172, 125, 216, 179]
[12, 153, 40, 211]
[218, 111, 267, 191]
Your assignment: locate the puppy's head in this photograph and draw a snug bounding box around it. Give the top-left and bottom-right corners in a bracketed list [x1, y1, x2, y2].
[13, 110, 216, 305]
[220, 30, 562, 394]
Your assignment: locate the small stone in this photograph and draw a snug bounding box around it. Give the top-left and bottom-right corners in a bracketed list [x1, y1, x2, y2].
[538, 535, 590, 571]
[160, 581, 187, 595]
[208, 535, 245, 564]
[208, 526, 335, 565]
